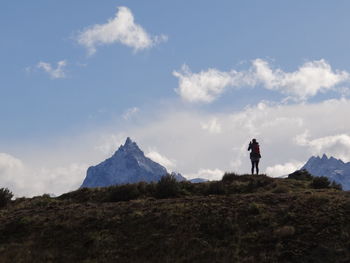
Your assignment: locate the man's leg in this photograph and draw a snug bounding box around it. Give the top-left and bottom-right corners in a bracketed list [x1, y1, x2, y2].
[256, 160, 259, 175]
[251, 161, 254, 174]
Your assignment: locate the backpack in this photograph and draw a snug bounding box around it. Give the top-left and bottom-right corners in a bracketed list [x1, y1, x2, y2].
[250, 143, 261, 158]
[252, 143, 260, 154]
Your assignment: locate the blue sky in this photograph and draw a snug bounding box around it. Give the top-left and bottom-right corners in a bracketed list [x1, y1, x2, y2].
[2, 0, 350, 196]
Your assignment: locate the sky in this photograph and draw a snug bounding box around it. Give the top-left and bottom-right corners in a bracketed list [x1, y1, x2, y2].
[2, 0, 350, 196]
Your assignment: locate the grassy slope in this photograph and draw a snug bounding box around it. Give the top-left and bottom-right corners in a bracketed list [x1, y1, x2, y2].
[0, 175, 350, 263]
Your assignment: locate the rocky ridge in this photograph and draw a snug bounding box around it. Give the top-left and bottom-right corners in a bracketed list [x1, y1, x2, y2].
[301, 154, 350, 190]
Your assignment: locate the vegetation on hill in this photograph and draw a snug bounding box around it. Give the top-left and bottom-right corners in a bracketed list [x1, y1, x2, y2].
[0, 188, 13, 208]
[0, 173, 349, 262]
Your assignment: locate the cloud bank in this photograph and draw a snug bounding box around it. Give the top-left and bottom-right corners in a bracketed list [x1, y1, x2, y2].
[77, 6, 167, 55]
[173, 59, 350, 102]
[117, 98, 350, 181]
[3, 98, 350, 196]
[266, 161, 304, 178]
[0, 152, 87, 197]
[201, 118, 222, 134]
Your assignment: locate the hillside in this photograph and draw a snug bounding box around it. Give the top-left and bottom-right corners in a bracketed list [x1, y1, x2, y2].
[0, 174, 350, 262]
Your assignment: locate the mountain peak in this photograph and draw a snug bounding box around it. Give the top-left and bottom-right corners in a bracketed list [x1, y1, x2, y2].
[125, 137, 133, 146]
[116, 137, 142, 156]
[81, 137, 168, 188]
[301, 154, 350, 190]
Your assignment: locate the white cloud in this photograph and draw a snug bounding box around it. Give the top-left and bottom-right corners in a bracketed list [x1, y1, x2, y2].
[77, 6, 167, 55]
[146, 151, 176, 171]
[0, 153, 24, 185]
[0, 153, 23, 170]
[173, 64, 254, 103]
[37, 60, 67, 79]
[0, 152, 87, 197]
[173, 65, 235, 103]
[295, 131, 350, 162]
[95, 133, 126, 156]
[253, 59, 349, 100]
[173, 59, 350, 102]
[36, 163, 88, 196]
[123, 107, 139, 120]
[266, 161, 304, 178]
[201, 118, 222, 134]
[185, 168, 224, 181]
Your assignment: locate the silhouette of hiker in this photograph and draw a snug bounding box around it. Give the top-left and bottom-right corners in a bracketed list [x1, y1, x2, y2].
[248, 139, 261, 175]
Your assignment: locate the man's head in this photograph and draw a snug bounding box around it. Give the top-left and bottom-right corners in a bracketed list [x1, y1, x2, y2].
[252, 138, 257, 143]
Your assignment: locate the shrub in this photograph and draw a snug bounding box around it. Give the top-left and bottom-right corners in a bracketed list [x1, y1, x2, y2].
[272, 185, 290, 194]
[59, 187, 95, 202]
[178, 181, 195, 196]
[205, 181, 225, 195]
[288, 169, 313, 181]
[145, 182, 157, 196]
[226, 181, 249, 194]
[0, 188, 13, 208]
[246, 175, 274, 192]
[155, 174, 180, 199]
[193, 182, 211, 196]
[31, 195, 56, 208]
[107, 184, 140, 202]
[222, 173, 240, 184]
[135, 182, 148, 196]
[330, 181, 342, 190]
[310, 176, 331, 189]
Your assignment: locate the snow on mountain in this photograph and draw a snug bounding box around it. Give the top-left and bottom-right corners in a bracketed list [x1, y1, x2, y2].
[189, 178, 208, 183]
[81, 138, 186, 188]
[301, 154, 350, 190]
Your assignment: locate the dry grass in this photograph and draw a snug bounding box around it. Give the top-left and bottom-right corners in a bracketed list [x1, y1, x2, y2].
[0, 174, 349, 262]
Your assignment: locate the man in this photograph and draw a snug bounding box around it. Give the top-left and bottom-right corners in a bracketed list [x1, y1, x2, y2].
[248, 139, 261, 175]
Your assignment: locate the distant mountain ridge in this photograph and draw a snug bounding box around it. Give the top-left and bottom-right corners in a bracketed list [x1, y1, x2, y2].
[81, 138, 187, 188]
[301, 154, 350, 190]
[189, 178, 208, 183]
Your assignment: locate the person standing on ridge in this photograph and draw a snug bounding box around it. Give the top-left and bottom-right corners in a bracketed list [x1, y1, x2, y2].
[248, 138, 261, 175]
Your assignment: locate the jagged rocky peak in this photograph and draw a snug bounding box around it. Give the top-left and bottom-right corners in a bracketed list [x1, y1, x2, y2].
[123, 137, 138, 150]
[125, 137, 132, 144]
[301, 154, 350, 190]
[309, 154, 343, 164]
[114, 137, 142, 155]
[81, 137, 168, 188]
[80, 137, 188, 188]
